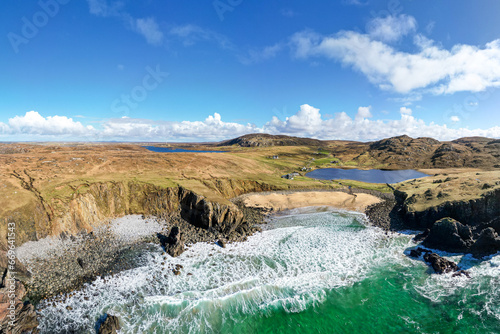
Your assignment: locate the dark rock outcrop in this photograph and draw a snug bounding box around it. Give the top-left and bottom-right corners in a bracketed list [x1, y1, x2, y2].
[409, 248, 469, 277]
[413, 229, 429, 243]
[469, 227, 500, 258]
[157, 226, 185, 257]
[178, 188, 245, 234]
[423, 252, 459, 274]
[422, 217, 473, 253]
[98, 314, 121, 334]
[480, 216, 500, 234]
[395, 188, 500, 230]
[408, 247, 431, 259]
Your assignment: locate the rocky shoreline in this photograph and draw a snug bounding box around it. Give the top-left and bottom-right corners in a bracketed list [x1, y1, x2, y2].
[3, 185, 500, 333]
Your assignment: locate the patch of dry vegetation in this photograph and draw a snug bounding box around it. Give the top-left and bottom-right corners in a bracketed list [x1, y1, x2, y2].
[396, 170, 500, 212]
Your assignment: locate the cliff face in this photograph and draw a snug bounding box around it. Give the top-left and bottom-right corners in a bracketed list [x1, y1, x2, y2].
[179, 188, 244, 233]
[395, 188, 500, 229]
[3, 179, 275, 248]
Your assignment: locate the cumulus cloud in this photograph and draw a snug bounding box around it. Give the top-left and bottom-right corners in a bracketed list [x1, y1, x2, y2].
[367, 15, 417, 43]
[6, 111, 95, 137]
[355, 106, 373, 120]
[262, 104, 500, 141]
[2, 108, 499, 142]
[399, 107, 412, 115]
[0, 122, 9, 134]
[288, 18, 500, 95]
[100, 113, 259, 140]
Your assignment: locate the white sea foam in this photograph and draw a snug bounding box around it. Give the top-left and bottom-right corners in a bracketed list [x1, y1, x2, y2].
[16, 215, 161, 264]
[37, 211, 415, 333]
[36, 211, 500, 333]
[412, 249, 500, 324]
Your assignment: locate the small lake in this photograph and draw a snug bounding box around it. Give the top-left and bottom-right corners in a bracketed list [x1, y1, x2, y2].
[143, 146, 226, 153]
[306, 168, 428, 184]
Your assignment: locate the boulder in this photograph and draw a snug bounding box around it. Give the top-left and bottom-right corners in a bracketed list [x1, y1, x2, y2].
[98, 314, 121, 334]
[157, 226, 185, 257]
[422, 217, 473, 253]
[484, 216, 500, 234]
[423, 252, 459, 274]
[413, 229, 429, 243]
[408, 247, 431, 258]
[469, 227, 500, 258]
[178, 188, 245, 234]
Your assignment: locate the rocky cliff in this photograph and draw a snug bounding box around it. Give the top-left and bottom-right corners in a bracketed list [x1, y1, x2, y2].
[1, 178, 279, 249]
[394, 188, 500, 229]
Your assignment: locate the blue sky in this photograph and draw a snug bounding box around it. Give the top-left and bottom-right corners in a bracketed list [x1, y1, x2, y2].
[1, 0, 500, 141]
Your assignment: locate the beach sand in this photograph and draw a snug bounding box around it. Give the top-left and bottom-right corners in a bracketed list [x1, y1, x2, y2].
[242, 191, 381, 213]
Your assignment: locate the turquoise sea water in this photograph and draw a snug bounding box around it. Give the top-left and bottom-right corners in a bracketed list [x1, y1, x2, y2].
[37, 210, 500, 333]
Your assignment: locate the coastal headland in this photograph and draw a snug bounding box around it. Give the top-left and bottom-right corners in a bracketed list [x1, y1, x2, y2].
[1, 134, 499, 332]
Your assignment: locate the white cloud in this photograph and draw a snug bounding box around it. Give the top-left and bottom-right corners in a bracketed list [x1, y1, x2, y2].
[263, 104, 500, 141]
[100, 113, 259, 140]
[400, 107, 412, 115]
[0, 122, 9, 134]
[2, 108, 499, 142]
[135, 18, 163, 45]
[367, 15, 417, 43]
[7, 111, 95, 137]
[289, 27, 500, 95]
[355, 106, 373, 120]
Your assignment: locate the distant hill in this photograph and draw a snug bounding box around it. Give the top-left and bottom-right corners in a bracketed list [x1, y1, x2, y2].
[218, 133, 500, 169]
[218, 134, 324, 147]
[363, 135, 500, 169]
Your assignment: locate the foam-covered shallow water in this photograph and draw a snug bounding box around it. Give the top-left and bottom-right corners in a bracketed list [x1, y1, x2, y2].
[36, 211, 500, 333]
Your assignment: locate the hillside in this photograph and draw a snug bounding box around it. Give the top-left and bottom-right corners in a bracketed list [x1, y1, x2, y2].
[352, 135, 500, 169]
[216, 134, 500, 169]
[218, 133, 324, 147]
[1, 134, 499, 251]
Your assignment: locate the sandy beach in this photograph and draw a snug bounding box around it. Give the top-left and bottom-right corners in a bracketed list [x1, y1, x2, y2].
[242, 191, 382, 213]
